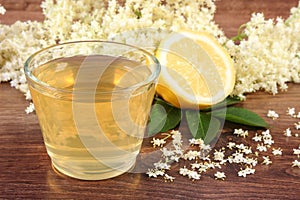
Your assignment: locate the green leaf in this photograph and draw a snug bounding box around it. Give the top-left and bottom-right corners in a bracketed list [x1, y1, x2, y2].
[212, 107, 269, 128]
[185, 110, 222, 144]
[185, 110, 204, 139]
[202, 96, 242, 112]
[147, 98, 181, 136]
[203, 115, 222, 145]
[223, 96, 243, 107]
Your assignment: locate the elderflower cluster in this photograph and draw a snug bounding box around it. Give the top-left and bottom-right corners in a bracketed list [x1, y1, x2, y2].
[0, 0, 225, 112]
[0, 21, 53, 101]
[252, 129, 275, 154]
[147, 129, 265, 181]
[226, 2, 300, 98]
[147, 130, 217, 181]
[41, 0, 225, 44]
[1, 1, 300, 111]
[147, 130, 184, 181]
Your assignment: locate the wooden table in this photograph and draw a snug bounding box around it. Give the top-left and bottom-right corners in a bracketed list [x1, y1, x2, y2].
[1, 0, 300, 199]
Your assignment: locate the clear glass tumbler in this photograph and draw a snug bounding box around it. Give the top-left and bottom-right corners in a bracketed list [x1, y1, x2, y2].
[24, 41, 161, 180]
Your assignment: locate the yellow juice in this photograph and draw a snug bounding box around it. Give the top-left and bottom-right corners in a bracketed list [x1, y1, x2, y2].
[30, 55, 155, 180]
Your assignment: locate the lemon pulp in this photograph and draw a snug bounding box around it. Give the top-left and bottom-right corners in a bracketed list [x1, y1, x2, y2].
[155, 30, 235, 109]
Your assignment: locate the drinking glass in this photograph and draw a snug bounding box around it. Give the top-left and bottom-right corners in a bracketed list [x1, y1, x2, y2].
[24, 41, 161, 180]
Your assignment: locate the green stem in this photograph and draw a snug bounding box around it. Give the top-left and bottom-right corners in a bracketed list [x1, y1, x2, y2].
[230, 24, 247, 42]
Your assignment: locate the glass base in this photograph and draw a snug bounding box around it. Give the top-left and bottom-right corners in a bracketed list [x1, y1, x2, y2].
[51, 159, 136, 180]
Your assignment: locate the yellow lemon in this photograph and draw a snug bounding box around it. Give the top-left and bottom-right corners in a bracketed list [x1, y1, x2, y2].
[155, 30, 236, 109]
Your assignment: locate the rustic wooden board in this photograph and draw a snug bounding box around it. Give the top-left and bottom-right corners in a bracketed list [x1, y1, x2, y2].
[1, 0, 300, 199]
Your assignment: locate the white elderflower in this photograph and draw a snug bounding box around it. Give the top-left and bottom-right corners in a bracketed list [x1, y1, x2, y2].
[189, 138, 204, 146]
[183, 150, 201, 160]
[267, 110, 279, 119]
[146, 169, 157, 178]
[243, 157, 258, 167]
[294, 122, 300, 130]
[297, 112, 300, 119]
[235, 143, 246, 150]
[233, 128, 248, 138]
[292, 160, 300, 168]
[235, 143, 252, 154]
[213, 149, 225, 161]
[171, 130, 182, 144]
[25, 102, 35, 114]
[213, 162, 223, 168]
[25, 90, 32, 100]
[219, 158, 227, 165]
[154, 170, 165, 176]
[256, 143, 267, 152]
[233, 128, 243, 136]
[245, 167, 255, 174]
[242, 147, 253, 155]
[146, 169, 164, 178]
[191, 162, 202, 170]
[170, 155, 181, 162]
[164, 174, 175, 182]
[287, 107, 296, 117]
[179, 166, 201, 180]
[240, 131, 249, 138]
[262, 156, 272, 165]
[200, 144, 212, 152]
[227, 142, 236, 150]
[205, 161, 216, 169]
[252, 133, 262, 142]
[228, 152, 244, 164]
[264, 138, 275, 146]
[161, 147, 175, 157]
[283, 128, 292, 137]
[0, 4, 6, 15]
[154, 161, 171, 170]
[151, 138, 166, 147]
[187, 170, 201, 180]
[262, 129, 271, 137]
[198, 164, 209, 173]
[262, 130, 274, 146]
[238, 167, 255, 178]
[172, 147, 184, 157]
[272, 148, 283, 156]
[200, 154, 211, 160]
[293, 148, 300, 158]
[214, 171, 226, 180]
[179, 166, 189, 176]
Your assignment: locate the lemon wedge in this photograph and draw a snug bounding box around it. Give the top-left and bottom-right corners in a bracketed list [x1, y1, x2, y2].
[155, 30, 236, 109]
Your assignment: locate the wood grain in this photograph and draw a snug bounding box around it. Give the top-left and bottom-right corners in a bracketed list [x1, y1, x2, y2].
[1, 0, 300, 199]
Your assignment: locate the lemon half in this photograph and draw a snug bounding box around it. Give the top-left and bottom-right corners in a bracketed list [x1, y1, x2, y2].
[155, 30, 235, 109]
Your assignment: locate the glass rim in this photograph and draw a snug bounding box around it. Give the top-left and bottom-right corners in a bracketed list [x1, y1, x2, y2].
[24, 40, 161, 94]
